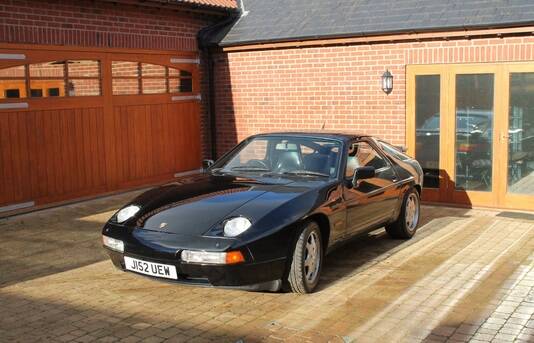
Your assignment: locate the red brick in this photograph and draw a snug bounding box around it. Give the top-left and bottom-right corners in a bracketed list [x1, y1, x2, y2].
[214, 35, 534, 155]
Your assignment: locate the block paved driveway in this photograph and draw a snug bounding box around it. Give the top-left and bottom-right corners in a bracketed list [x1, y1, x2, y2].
[1, 190, 533, 343]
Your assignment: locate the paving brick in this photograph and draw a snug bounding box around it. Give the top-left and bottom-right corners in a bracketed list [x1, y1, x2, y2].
[1, 198, 533, 343]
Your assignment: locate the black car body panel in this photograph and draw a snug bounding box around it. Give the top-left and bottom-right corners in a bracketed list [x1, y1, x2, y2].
[103, 132, 423, 288]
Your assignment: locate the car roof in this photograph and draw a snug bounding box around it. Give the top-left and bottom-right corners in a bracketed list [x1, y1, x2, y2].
[252, 131, 370, 142]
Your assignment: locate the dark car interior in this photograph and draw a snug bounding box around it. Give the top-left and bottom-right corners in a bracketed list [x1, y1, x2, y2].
[268, 139, 340, 176]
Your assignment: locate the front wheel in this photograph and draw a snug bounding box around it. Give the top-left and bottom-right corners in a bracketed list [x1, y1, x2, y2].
[287, 221, 323, 293]
[386, 188, 420, 239]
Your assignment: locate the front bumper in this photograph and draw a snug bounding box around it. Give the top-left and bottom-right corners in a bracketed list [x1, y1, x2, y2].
[102, 222, 293, 288]
[105, 248, 286, 287]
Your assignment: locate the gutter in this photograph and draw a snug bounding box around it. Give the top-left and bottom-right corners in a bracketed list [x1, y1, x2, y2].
[197, 2, 241, 159]
[220, 23, 534, 52]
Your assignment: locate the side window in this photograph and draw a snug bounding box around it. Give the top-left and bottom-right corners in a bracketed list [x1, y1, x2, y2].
[0, 65, 26, 99]
[0, 60, 101, 99]
[68, 60, 101, 96]
[169, 69, 193, 93]
[380, 141, 410, 161]
[111, 61, 194, 95]
[30, 61, 66, 97]
[112, 61, 139, 95]
[141, 63, 166, 94]
[345, 141, 388, 178]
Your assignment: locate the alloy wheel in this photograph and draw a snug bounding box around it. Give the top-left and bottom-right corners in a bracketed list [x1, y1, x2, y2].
[405, 193, 420, 232]
[304, 231, 321, 284]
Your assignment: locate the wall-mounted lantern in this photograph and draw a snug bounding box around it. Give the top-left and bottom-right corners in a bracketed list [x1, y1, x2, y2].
[381, 70, 393, 95]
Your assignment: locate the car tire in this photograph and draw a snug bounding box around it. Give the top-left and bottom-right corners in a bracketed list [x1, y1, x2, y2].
[287, 221, 323, 294]
[385, 188, 420, 239]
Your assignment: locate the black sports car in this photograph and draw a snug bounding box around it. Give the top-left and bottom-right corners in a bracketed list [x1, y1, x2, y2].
[102, 132, 423, 293]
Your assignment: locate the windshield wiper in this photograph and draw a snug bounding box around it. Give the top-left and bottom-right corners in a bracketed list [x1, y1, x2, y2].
[279, 170, 330, 177]
[230, 166, 271, 172]
[210, 168, 228, 175]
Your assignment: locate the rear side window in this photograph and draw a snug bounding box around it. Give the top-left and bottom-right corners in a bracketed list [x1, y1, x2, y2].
[380, 141, 411, 161]
[345, 141, 388, 178]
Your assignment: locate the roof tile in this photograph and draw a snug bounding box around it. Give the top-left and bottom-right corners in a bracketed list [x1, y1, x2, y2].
[217, 0, 534, 46]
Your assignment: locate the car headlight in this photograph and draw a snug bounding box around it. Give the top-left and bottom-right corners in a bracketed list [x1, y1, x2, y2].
[223, 217, 252, 237]
[116, 205, 140, 223]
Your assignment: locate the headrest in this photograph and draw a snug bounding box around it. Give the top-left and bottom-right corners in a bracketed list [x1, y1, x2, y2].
[275, 142, 298, 151]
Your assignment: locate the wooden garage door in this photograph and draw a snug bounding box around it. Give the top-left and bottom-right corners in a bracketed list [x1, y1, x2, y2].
[0, 45, 202, 211]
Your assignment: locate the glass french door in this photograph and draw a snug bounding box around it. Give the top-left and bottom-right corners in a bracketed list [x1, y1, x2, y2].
[407, 63, 534, 211]
[502, 64, 534, 210]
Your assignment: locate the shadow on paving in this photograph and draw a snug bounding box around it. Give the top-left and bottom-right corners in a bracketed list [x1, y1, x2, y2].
[0, 291, 246, 342]
[317, 206, 472, 291]
[0, 191, 473, 291]
[0, 190, 142, 288]
[2, 202, 521, 342]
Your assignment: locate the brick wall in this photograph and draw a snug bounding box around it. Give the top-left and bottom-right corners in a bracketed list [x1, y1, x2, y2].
[0, 0, 212, 51]
[214, 35, 534, 155]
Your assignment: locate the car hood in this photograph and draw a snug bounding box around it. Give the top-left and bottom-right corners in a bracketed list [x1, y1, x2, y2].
[123, 174, 320, 236]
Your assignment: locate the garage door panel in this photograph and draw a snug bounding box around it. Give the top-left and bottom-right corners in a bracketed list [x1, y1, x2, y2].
[0, 46, 201, 210]
[0, 113, 15, 205]
[170, 101, 200, 172]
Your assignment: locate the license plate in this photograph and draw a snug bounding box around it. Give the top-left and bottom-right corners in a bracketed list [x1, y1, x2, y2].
[124, 256, 178, 280]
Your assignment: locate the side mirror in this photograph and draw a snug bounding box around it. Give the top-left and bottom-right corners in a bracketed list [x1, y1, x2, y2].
[352, 166, 375, 186]
[202, 159, 214, 170]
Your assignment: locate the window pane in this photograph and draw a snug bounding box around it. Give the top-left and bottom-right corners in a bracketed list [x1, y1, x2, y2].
[0, 65, 25, 77]
[142, 78, 166, 94]
[30, 61, 65, 78]
[4, 89, 21, 98]
[0, 82, 25, 99]
[346, 142, 387, 178]
[169, 68, 192, 77]
[169, 78, 192, 93]
[380, 141, 410, 161]
[30, 89, 43, 97]
[0, 66, 26, 99]
[508, 73, 534, 195]
[68, 60, 99, 77]
[415, 75, 440, 188]
[142, 63, 165, 77]
[112, 61, 138, 77]
[69, 79, 101, 96]
[113, 78, 139, 95]
[30, 80, 65, 97]
[48, 88, 60, 97]
[455, 74, 494, 191]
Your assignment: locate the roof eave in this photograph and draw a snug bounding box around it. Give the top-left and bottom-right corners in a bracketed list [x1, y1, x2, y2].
[219, 20, 534, 48]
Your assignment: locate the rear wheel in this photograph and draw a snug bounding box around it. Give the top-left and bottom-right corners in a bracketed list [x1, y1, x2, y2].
[287, 221, 323, 293]
[385, 188, 420, 239]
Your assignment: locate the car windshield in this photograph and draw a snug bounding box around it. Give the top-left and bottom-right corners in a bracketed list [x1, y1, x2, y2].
[212, 136, 342, 179]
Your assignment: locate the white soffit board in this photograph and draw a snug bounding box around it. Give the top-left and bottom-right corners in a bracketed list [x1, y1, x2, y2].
[171, 95, 201, 101]
[0, 102, 29, 110]
[170, 57, 200, 64]
[0, 53, 26, 60]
